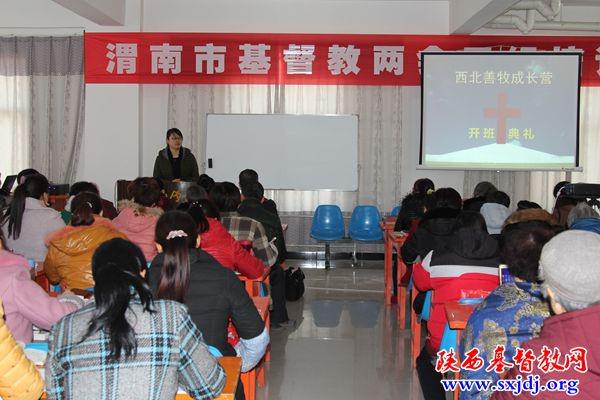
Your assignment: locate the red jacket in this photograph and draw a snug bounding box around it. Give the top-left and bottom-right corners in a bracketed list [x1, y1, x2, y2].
[492, 304, 600, 400]
[413, 231, 500, 353]
[200, 218, 265, 279]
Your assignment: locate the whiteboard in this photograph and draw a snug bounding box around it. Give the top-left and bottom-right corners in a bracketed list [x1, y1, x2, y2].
[205, 114, 358, 190]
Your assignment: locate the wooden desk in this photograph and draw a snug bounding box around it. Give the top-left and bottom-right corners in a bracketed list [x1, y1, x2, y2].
[444, 302, 477, 330]
[380, 217, 407, 306]
[48, 195, 68, 212]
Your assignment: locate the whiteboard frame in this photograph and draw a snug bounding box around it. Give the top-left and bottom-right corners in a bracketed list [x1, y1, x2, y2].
[204, 113, 360, 191]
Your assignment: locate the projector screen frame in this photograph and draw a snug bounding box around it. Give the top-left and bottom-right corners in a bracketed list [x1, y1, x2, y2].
[419, 51, 582, 172]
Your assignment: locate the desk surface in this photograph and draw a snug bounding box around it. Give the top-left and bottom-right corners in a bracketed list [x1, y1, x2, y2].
[444, 302, 477, 330]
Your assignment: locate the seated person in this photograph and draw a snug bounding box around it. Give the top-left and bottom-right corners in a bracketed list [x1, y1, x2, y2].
[60, 181, 118, 223]
[480, 191, 511, 240]
[239, 168, 278, 216]
[460, 221, 555, 400]
[149, 211, 268, 399]
[45, 238, 225, 400]
[198, 173, 215, 194]
[551, 180, 579, 228]
[394, 178, 434, 233]
[180, 200, 266, 279]
[1, 174, 65, 262]
[112, 177, 163, 261]
[0, 229, 83, 342]
[413, 211, 500, 400]
[566, 202, 600, 233]
[44, 192, 126, 289]
[494, 230, 600, 399]
[16, 168, 39, 185]
[463, 181, 497, 212]
[153, 128, 200, 182]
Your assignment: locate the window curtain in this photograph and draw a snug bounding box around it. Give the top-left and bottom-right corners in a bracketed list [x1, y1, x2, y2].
[167, 84, 404, 213]
[465, 87, 600, 211]
[0, 36, 85, 183]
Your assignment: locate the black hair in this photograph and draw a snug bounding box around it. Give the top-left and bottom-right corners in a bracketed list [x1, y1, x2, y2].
[517, 200, 542, 210]
[185, 185, 208, 203]
[412, 178, 434, 196]
[241, 181, 263, 200]
[499, 220, 555, 282]
[69, 181, 99, 197]
[2, 174, 49, 239]
[177, 201, 210, 234]
[71, 192, 102, 226]
[128, 177, 160, 207]
[239, 169, 259, 187]
[473, 181, 497, 198]
[425, 187, 462, 211]
[166, 128, 183, 140]
[396, 193, 427, 231]
[198, 174, 215, 194]
[553, 181, 570, 198]
[449, 211, 492, 256]
[17, 168, 40, 185]
[486, 190, 511, 208]
[152, 177, 165, 191]
[209, 182, 241, 212]
[83, 238, 154, 360]
[154, 211, 197, 303]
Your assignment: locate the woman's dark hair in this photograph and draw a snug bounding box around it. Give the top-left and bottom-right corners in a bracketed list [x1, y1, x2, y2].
[166, 128, 183, 140]
[198, 174, 215, 194]
[127, 177, 160, 207]
[83, 238, 153, 360]
[473, 181, 497, 198]
[177, 201, 210, 234]
[185, 184, 208, 203]
[198, 199, 220, 220]
[486, 191, 511, 208]
[426, 187, 462, 211]
[2, 174, 49, 239]
[152, 177, 165, 192]
[499, 220, 555, 282]
[17, 168, 40, 185]
[240, 181, 263, 200]
[71, 192, 102, 227]
[209, 182, 241, 212]
[239, 169, 259, 187]
[69, 181, 99, 197]
[553, 181, 570, 198]
[449, 211, 492, 256]
[517, 200, 542, 210]
[154, 211, 197, 303]
[396, 193, 426, 231]
[412, 178, 434, 196]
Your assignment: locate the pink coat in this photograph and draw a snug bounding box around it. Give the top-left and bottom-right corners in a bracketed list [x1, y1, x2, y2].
[0, 250, 78, 342]
[112, 200, 163, 261]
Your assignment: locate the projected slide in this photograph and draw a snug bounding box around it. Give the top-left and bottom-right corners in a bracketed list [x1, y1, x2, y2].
[421, 53, 580, 170]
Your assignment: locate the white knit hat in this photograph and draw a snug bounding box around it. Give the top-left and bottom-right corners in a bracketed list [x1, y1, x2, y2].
[539, 230, 600, 306]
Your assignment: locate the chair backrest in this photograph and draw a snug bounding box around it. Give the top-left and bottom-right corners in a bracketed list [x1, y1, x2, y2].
[390, 206, 401, 217]
[348, 205, 383, 240]
[310, 205, 345, 240]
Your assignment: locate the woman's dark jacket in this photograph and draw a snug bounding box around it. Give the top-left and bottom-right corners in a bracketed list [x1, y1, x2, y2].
[153, 146, 200, 182]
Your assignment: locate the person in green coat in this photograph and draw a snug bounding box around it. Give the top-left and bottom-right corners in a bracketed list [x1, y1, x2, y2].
[153, 128, 200, 182]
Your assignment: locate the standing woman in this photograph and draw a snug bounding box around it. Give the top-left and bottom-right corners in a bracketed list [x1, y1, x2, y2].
[153, 128, 200, 182]
[0, 174, 65, 262]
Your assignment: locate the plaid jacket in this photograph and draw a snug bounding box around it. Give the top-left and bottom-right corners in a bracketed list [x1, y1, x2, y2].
[221, 212, 278, 267]
[45, 299, 225, 400]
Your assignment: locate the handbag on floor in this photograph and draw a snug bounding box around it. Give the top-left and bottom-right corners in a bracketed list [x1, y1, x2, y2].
[285, 266, 305, 301]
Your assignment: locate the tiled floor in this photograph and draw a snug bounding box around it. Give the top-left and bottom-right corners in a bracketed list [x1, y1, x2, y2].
[256, 261, 425, 400]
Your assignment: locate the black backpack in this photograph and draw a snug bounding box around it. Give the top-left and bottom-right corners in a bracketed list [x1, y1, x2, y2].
[285, 267, 305, 301]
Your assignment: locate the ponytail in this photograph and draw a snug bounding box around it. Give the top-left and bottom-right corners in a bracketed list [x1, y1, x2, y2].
[71, 192, 102, 226]
[154, 211, 198, 304]
[1, 174, 49, 239]
[83, 238, 153, 360]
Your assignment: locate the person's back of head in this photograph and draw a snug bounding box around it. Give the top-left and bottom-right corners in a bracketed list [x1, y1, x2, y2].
[539, 230, 600, 313]
[426, 187, 462, 211]
[238, 169, 258, 188]
[499, 220, 555, 282]
[566, 202, 599, 228]
[85, 238, 153, 360]
[197, 174, 215, 194]
[2, 174, 49, 239]
[198, 198, 220, 220]
[71, 192, 102, 227]
[449, 211, 496, 257]
[17, 168, 39, 185]
[473, 181, 497, 198]
[154, 211, 198, 303]
[553, 180, 570, 198]
[184, 184, 208, 203]
[485, 190, 510, 208]
[177, 200, 210, 234]
[127, 178, 161, 207]
[240, 181, 263, 200]
[209, 182, 241, 212]
[69, 181, 99, 197]
[517, 200, 542, 210]
[412, 178, 434, 196]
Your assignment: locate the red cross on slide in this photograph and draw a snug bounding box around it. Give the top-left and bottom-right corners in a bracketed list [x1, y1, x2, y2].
[484, 93, 521, 144]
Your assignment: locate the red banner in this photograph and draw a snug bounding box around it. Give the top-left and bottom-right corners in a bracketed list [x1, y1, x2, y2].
[84, 32, 600, 86]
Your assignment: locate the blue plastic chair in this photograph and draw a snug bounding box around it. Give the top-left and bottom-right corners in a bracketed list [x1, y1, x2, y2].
[311, 205, 345, 268]
[349, 205, 383, 241]
[208, 345, 223, 358]
[421, 291, 432, 321]
[391, 206, 401, 217]
[310, 205, 345, 241]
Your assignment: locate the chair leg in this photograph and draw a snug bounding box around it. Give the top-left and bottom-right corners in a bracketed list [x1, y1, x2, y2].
[325, 243, 331, 269]
[410, 288, 421, 368]
[352, 242, 358, 267]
